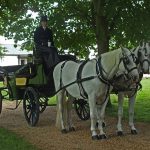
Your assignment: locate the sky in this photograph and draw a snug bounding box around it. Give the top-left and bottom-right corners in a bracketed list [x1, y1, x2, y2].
[0, 36, 14, 44]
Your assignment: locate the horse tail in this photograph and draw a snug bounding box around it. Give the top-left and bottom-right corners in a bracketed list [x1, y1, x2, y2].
[55, 89, 67, 129]
[54, 62, 68, 129]
[56, 92, 74, 130]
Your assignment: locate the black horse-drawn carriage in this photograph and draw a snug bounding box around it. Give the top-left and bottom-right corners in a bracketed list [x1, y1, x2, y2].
[0, 53, 90, 126]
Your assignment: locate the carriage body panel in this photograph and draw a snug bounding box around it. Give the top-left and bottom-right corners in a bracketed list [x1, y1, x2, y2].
[0, 63, 55, 100]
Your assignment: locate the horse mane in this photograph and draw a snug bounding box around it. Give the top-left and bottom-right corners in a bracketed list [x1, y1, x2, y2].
[99, 48, 122, 79]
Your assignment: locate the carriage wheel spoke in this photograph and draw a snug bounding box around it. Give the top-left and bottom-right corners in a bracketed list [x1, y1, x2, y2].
[82, 107, 86, 118]
[78, 105, 82, 115]
[29, 111, 32, 120]
[26, 98, 30, 103]
[74, 99, 90, 120]
[85, 104, 89, 110]
[31, 112, 34, 123]
[23, 87, 40, 126]
[83, 107, 87, 116]
[27, 109, 31, 115]
[26, 92, 31, 99]
[83, 106, 89, 115]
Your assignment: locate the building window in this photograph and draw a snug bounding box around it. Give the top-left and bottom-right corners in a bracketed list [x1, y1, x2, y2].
[21, 59, 25, 65]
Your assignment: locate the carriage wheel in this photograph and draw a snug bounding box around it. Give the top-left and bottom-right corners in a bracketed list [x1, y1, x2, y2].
[23, 87, 39, 126]
[0, 92, 2, 114]
[74, 99, 90, 120]
[39, 97, 48, 113]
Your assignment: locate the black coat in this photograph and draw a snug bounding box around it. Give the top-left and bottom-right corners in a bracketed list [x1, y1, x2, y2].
[34, 26, 54, 47]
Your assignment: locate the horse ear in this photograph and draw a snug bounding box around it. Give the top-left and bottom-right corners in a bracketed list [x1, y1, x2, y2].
[120, 46, 125, 55]
[138, 50, 141, 58]
[120, 45, 124, 50]
[139, 40, 143, 47]
[120, 45, 123, 50]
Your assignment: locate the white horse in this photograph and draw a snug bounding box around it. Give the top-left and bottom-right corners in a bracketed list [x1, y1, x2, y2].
[116, 42, 150, 136]
[53, 47, 139, 140]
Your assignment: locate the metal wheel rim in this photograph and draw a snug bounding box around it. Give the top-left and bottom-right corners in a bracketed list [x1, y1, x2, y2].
[23, 87, 39, 126]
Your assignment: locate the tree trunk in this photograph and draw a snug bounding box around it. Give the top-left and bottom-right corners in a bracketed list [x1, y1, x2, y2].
[92, 0, 110, 55]
[92, 0, 112, 106]
[96, 16, 109, 55]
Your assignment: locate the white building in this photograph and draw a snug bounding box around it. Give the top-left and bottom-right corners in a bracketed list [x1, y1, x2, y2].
[0, 44, 32, 66]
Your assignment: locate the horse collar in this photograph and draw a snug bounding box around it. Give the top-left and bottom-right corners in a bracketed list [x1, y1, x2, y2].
[96, 57, 110, 85]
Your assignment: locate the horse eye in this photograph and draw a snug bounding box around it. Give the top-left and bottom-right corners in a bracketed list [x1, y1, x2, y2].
[134, 57, 137, 62]
[124, 57, 130, 64]
[131, 54, 136, 61]
[132, 55, 136, 62]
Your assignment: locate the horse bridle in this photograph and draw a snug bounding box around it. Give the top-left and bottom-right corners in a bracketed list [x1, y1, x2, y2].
[119, 53, 138, 78]
[137, 47, 150, 72]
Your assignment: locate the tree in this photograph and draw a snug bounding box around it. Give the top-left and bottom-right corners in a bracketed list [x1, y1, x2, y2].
[0, 45, 7, 58]
[92, 0, 150, 54]
[0, 0, 150, 57]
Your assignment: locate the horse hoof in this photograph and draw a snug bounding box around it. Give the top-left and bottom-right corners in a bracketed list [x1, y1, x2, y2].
[131, 129, 137, 135]
[117, 131, 124, 136]
[61, 129, 67, 134]
[92, 135, 99, 140]
[102, 122, 106, 128]
[99, 134, 107, 140]
[69, 127, 75, 132]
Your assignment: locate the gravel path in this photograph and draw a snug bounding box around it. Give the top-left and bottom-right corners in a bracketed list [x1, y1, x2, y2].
[0, 101, 150, 150]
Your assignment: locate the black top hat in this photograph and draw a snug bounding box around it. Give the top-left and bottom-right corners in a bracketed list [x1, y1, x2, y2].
[40, 15, 48, 22]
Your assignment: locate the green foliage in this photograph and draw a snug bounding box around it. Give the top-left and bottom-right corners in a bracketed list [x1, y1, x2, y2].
[108, 78, 150, 122]
[0, 128, 38, 150]
[107, 0, 150, 48]
[0, 0, 150, 57]
[0, 45, 7, 57]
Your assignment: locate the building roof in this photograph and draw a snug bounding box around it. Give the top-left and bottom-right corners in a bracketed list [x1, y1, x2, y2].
[0, 44, 32, 56]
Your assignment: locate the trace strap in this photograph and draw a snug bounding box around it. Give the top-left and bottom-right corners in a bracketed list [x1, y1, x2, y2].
[57, 60, 98, 97]
[56, 58, 112, 103]
[76, 59, 89, 99]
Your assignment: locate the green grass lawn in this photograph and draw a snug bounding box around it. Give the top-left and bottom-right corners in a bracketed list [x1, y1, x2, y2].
[48, 96, 57, 105]
[0, 128, 38, 150]
[108, 78, 150, 122]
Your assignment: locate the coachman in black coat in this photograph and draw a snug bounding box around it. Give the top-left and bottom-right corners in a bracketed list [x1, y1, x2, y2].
[34, 26, 54, 47]
[34, 16, 59, 71]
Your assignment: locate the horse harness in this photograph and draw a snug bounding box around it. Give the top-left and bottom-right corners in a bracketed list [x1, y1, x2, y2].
[57, 54, 138, 105]
[113, 46, 150, 96]
[133, 46, 150, 72]
[57, 58, 111, 105]
[77, 58, 111, 100]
